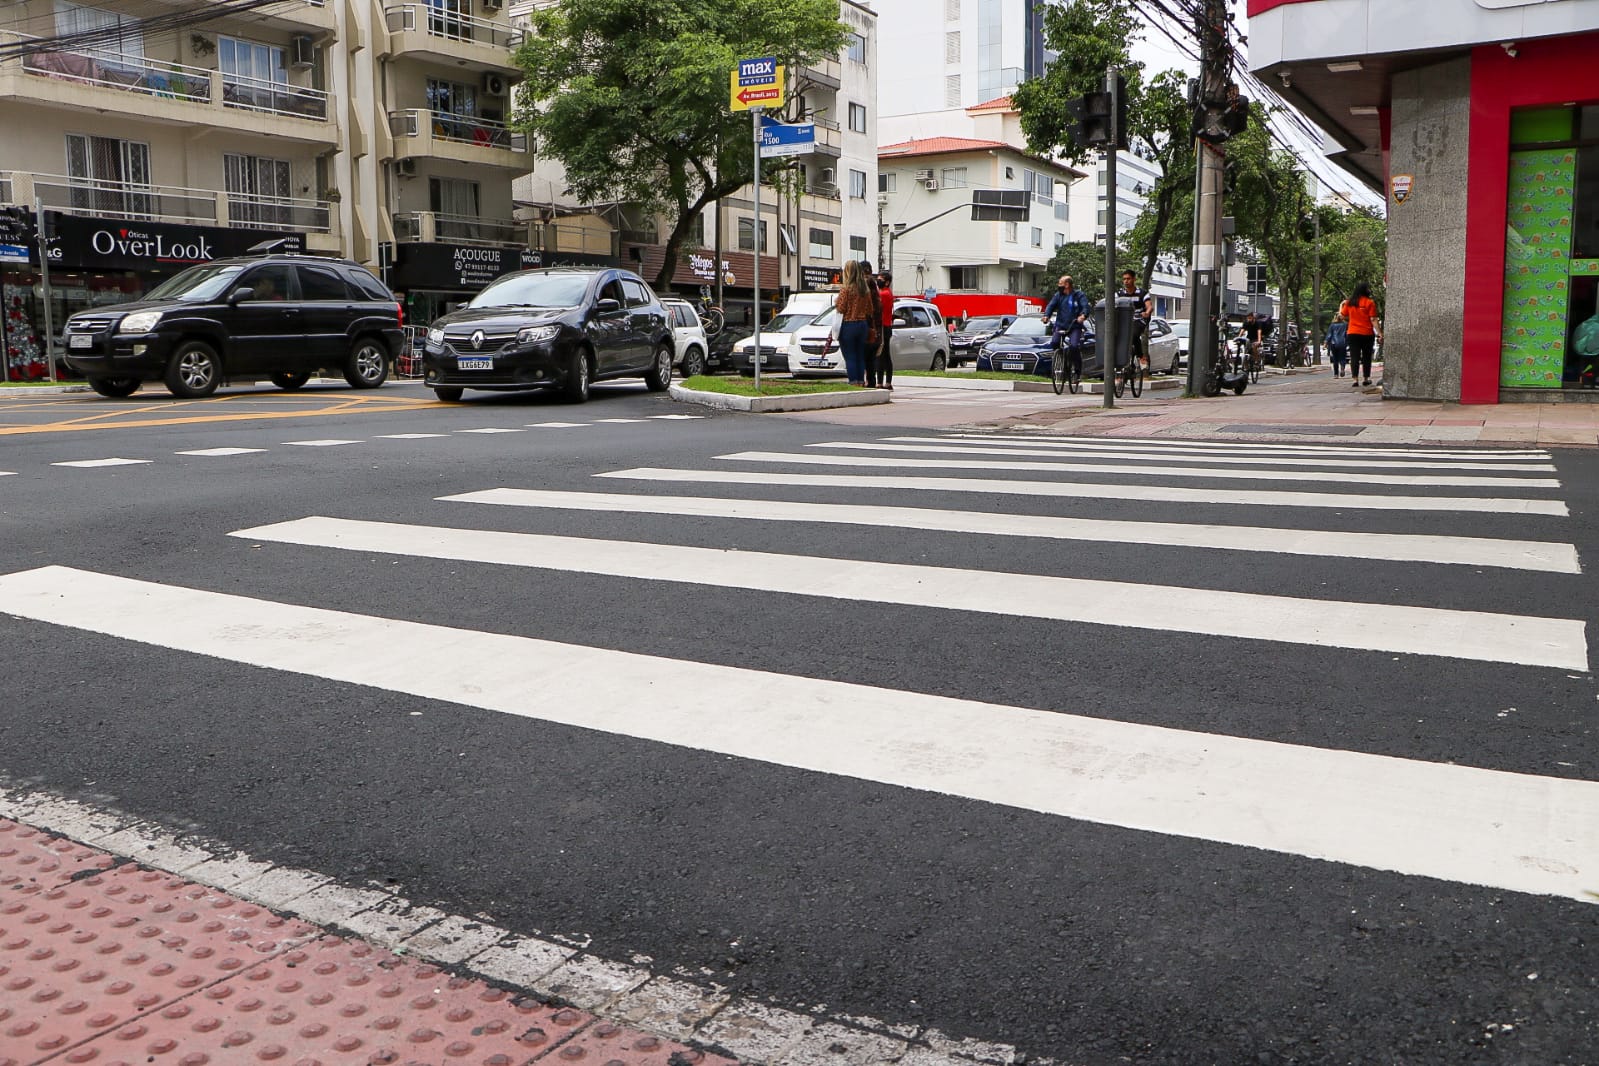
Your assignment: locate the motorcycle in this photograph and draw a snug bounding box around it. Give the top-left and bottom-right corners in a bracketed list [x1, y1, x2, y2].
[1200, 331, 1250, 396]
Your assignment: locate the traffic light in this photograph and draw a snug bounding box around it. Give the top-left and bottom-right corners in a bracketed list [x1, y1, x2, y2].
[1069, 74, 1129, 150]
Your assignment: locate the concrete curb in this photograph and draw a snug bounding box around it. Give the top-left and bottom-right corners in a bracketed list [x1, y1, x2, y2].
[670, 382, 890, 412]
[0, 384, 92, 395]
[895, 374, 1182, 393]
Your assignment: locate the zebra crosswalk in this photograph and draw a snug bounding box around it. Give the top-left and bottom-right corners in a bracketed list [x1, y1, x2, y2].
[0, 432, 1591, 911]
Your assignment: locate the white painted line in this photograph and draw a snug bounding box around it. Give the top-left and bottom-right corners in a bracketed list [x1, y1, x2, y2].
[455, 428, 525, 434]
[283, 439, 363, 447]
[593, 418, 648, 423]
[378, 433, 450, 440]
[650, 414, 705, 420]
[3, 566, 1595, 903]
[176, 447, 268, 457]
[936, 434, 1551, 459]
[599, 467, 1570, 516]
[234, 517, 1586, 670]
[444, 488, 1582, 574]
[0, 472, 15, 478]
[52, 457, 151, 468]
[719, 451, 1562, 490]
[527, 421, 591, 428]
[869, 439, 1556, 472]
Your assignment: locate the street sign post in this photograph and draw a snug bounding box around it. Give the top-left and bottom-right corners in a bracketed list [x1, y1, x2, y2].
[759, 116, 815, 159]
[733, 58, 785, 388]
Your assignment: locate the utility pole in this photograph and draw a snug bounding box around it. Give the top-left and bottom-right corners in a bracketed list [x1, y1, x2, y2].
[1185, 0, 1231, 398]
[1310, 192, 1323, 366]
[752, 105, 763, 390]
[1101, 67, 1118, 410]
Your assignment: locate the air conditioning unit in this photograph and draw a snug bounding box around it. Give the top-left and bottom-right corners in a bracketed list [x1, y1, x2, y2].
[394, 158, 418, 178]
[923, 178, 939, 191]
[482, 72, 507, 96]
[914, 168, 935, 181]
[818, 167, 836, 185]
[876, 193, 889, 207]
[289, 34, 315, 69]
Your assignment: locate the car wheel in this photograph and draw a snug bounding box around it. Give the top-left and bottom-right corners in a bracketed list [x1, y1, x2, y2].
[930, 351, 946, 372]
[681, 345, 706, 379]
[165, 340, 221, 398]
[271, 371, 311, 391]
[563, 347, 591, 403]
[343, 337, 389, 389]
[88, 376, 140, 398]
[432, 386, 464, 402]
[643, 344, 673, 391]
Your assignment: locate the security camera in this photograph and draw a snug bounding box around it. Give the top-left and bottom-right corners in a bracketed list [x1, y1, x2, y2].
[1502, 41, 1518, 58]
[1278, 70, 1292, 89]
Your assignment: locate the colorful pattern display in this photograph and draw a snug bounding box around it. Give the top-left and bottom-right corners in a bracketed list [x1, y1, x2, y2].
[1500, 149, 1576, 388]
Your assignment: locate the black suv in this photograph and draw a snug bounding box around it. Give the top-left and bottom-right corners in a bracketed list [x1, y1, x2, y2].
[421, 267, 673, 403]
[62, 252, 404, 399]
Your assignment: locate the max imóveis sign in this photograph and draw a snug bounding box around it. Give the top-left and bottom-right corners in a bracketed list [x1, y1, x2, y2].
[44, 213, 302, 270]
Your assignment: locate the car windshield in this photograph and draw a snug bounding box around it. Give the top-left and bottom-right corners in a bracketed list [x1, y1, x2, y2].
[1171, 321, 1190, 338]
[766, 312, 816, 333]
[999, 316, 1050, 337]
[469, 273, 591, 309]
[143, 262, 247, 302]
[965, 316, 1008, 332]
[810, 307, 840, 327]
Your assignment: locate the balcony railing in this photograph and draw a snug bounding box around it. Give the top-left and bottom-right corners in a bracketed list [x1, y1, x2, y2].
[389, 109, 528, 152]
[32, 173, 217, 225]
[228, 193, 332, 232]
[393, 211, 523, 246]
[384, 4, 523, 49]
[222, 72, 330, 120]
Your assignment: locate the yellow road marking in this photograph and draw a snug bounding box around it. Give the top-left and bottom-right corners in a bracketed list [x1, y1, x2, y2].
[0, 400, 439, 436]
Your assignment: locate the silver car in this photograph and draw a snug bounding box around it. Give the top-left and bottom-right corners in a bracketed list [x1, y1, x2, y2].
[1146, 316, 1181, 375]
[791, 298, 952, 376]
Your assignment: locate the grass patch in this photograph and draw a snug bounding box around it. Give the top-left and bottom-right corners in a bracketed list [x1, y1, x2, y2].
[900, 369, 1047, 382]
[681, 375, 861, 397]
[1, 380, 87, 388]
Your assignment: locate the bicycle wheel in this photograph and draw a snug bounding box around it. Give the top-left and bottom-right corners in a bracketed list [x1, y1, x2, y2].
[1129, 362, 1144, 397]
[702, 305, 724, 337]
[1113, 366, 1127, 398]
[1249, 358, 1261, 384]
[1067, 354, 1081, 395]
[1051, 350, 1067, 396]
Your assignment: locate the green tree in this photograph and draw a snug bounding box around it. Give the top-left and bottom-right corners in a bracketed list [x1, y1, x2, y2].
[1038, 242, 1139, 304]
[1012, 0, 1194, 293]
[512, 0, 845, 290]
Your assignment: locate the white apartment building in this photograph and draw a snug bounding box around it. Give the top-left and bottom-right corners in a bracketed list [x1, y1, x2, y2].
[878, 136, 1081, 297]
[875, 0, 1049, 135]
[0, 0, 546, 366]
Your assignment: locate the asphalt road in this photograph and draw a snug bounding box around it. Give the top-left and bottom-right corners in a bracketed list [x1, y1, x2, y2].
[1, 378, 1595, 1064]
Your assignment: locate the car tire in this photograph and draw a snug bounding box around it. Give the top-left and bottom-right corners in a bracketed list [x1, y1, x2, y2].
[643, 344, 673, 392]
[432, 386, 464, 402]
[930, 351, 946, 372]
[88, 376, 140, 398]
[681, 345, 706, 378]
[271, 371, 311, 391]
[564, 347, 591, 403]
[165, 340, 221, 399]
[343, 337, 389, 389]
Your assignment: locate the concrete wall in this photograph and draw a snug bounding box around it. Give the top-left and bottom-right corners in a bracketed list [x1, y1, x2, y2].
[1383, 55, 1472, 401]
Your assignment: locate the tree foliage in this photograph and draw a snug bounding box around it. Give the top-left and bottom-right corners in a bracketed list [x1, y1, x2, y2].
[512, 0, 846, 289]
[1038, 242, 1140, 304]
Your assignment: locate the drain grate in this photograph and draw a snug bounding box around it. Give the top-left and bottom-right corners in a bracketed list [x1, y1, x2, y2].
[1221, 423, 1366, 436]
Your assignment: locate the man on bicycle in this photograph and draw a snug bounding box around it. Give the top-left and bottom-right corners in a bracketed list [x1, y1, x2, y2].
[1119, 270, 1155, 370]
[1043, 275, 1089, 376]
[1241, 312, 1270, 368]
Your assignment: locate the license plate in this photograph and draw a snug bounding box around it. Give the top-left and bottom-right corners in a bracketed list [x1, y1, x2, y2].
[457, 357, 493, 370]
[69, 334, 94, 349]
[1002, 361, 1024, 371]
[803, 359, 830, 368]
[754, 355, 769, 364]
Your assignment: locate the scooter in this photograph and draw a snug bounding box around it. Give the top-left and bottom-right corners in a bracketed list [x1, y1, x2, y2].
[1200, 334, 1250, 396]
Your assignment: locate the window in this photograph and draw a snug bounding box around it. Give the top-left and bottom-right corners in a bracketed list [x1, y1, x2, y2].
[239, 263, 295, 302]
[945, 31, 961, 64]
[620, 278, 650, 307]
[1007, 269, 1021, 292]
[426, 0, 473, 41]
[65, 133, 150, 217]
[808, 227, 834, 259]
[1054, 201, 1069, 221]
[878, 172, 897, 193]
[738, 218, 768, 252]
[949, 265, 979, 289]
[1004, 166, 1015, 180]
[849, 170, 867, 199]
[846, 32, 866, 63]
[849, 235, 868, 260]
[1246, 263, 1269, 295]
[1035, 173, 1053, 204]
[944, 74, 961, 108]
[429, 177, 480, 219]
[1004, 221, 1018, 243]
[779, 223, 797, 255]
[1031, 227, 1042, 247]
[939, 166, 967, 188]
[946, 0, 961, 17]
[848, 103, 867, 134]
[426, 78, 479, 141]
[225, 154, 292, 227]
[598, 279, 626, 306]
[55, 2, 143, 66]
[347, 269, 390, 301]
[1022, 169, 1035, 195]
[1054, 232, 1065, 248]
[219, 36, 286, 110]
[297, 264, 351, 302]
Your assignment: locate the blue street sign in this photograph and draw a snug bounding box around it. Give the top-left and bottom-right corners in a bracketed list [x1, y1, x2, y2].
[737, 57, 778, 86]
[0, 244, 29, 265]
[758, 116, 816, 158]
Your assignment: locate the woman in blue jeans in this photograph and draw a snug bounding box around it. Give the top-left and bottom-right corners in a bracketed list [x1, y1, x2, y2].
[834, 260, 876, 385]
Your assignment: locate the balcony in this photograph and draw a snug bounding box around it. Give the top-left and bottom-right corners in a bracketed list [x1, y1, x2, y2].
[393, 211, 525, 247]
[0, 34, 337, 146]
[132, 0, 335, 33]
[384, 5, 522, 73]
[799, 190, 842, 219]
[811, 119, 841, 159]
[389, 109, 529, 169]
[799, 57, 841, 90]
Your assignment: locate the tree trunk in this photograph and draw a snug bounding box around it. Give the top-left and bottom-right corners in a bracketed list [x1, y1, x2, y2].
[1138, 179, 1178, 292]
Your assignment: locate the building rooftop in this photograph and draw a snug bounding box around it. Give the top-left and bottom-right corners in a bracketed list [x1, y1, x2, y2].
[879, 137, 1085, 179]
[966, 95, 1016, 112]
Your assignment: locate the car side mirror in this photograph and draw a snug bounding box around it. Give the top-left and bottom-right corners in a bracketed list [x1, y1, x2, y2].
[229, 287, 255, 305]
[595, 298, 621, 314]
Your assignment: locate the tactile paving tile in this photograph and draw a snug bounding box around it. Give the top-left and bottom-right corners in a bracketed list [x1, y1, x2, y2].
[0, 820, 117, 889]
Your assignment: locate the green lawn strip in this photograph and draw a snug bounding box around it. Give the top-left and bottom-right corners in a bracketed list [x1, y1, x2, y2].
[681, 375, 860, 397]
[0, 380, 87, 388]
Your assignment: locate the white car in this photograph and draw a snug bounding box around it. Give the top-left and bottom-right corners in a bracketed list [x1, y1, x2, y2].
[661, 299, 710, 377]
[1145, 316, 1182, 375]
[1168, 319, 1190, 372]
[731, 310, 822, 375]
[791, 298, 952, 377]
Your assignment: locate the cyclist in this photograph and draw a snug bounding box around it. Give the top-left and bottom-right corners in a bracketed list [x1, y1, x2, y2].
[1043, 274, 1089, 378]
[1241, 312, 1270, 369]
[1119, 270, 1154, 371]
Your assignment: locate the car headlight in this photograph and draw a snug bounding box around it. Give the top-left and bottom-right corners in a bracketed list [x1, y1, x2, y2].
[427, 327, 445, 346]
[118, 311, 162, 333]
[517, 325, 559, 345]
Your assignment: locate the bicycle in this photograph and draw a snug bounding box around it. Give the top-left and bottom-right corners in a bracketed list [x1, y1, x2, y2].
[695, 287, 725, 338]
[1050, 328, 1083, 396]
[1112, 353, 1144, 398]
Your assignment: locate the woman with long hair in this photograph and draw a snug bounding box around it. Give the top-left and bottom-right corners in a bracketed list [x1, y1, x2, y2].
[835, 260, 875, 386]
[1340, 281, 1383, 388]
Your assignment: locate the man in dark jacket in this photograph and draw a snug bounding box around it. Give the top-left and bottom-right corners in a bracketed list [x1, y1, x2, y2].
[1044, 275, 1089, 375]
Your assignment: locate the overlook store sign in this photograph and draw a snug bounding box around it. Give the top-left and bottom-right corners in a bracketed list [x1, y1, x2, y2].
[44, 213, 302, 270]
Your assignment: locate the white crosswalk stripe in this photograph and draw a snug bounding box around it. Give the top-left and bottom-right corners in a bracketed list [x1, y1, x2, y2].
[925, 433, 1552, 460]
[866, 439, 1557, 472]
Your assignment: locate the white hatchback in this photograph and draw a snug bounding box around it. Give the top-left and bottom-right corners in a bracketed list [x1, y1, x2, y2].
[791, 298, 951, 377]
[661, 299, 709, 377]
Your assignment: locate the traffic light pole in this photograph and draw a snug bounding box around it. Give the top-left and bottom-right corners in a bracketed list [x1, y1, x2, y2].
[1101, 67, 1118, 410]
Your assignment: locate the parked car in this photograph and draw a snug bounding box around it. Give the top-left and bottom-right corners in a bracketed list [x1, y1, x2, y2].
[1170, 319, 1191, 371]
[421, 267, 672, 403]
[661, 298, 709, 377]
[1146, 316, 1182, 375]
[62, 249, 404, 399]
[790, 298, 951, 376]
[948, 314, 1017, 367]
[731, 310, 822, 376]
[975, 315, 1061, 375]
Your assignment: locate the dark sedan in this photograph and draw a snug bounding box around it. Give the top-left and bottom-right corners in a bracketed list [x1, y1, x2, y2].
[948, 314, 1016, 367]
[421, 268, 673, 403]
[976, 314, 1138, 379]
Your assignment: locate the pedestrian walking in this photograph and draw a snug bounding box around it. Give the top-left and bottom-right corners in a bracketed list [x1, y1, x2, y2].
[874, 270, 896, 389]
[1325, 314, 1349, 378]
[835, 260, 875, 386]
[1340, 282, 1383, 387]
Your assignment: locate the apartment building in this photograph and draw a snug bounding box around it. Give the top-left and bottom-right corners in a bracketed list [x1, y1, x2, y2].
[876, 0, 1049, 135]
[0, 0, 543, 377]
